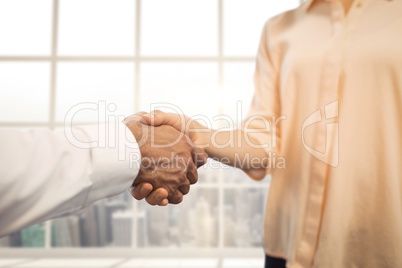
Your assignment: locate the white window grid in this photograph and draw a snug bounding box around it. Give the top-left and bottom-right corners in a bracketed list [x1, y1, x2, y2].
[0, 0, 258, 128]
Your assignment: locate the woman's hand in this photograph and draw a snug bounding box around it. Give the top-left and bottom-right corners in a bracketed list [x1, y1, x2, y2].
[139, 110, 212, 150]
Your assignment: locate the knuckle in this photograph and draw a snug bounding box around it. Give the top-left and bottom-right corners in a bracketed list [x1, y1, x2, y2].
[166, 184, 177, 194]
[190, 174, 198, 185]
[183, 178, 191, 186]
[133, 194, 142, 200]
[179, 173, 187, 183]
[131, 190, 142, 200]
[168, 191, 183, 204]
[145, 197, 156, 206]
[179, 185, 190, 195]
[170, 195, 183, 205]
[147, 201, 156, 207]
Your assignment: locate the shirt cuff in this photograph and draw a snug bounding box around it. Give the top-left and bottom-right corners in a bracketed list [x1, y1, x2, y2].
[77, 121, 141, 206]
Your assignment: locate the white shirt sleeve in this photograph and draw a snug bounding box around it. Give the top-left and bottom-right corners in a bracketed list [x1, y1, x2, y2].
[0, 122, 141, 237]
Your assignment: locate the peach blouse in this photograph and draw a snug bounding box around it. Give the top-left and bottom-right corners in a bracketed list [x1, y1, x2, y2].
[246, 0, 402, 267]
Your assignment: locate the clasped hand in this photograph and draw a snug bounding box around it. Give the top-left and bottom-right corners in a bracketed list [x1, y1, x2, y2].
[124, 112, 207, 206]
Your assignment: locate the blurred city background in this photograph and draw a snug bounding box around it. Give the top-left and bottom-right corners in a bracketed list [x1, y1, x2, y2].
[0, 0, 301, 265]
[0, 167, 268, 249]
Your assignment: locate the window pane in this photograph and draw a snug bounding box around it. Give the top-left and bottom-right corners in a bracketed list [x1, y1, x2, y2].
[224, 0, 300, 56]
[0, 0, 52, 55]
[224, 188, 268, 247]
[142, 0, 218, 56]
[0, 63, 50, 122]
[222, 62, 256, 123]
[140, 62, 219, 120]
[138, 188, 218, 247]
[58, 0, 135, 56]
[56, 62, 134, 122]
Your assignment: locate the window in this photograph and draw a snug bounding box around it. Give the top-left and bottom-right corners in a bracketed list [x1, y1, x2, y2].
[0, 0, 300, 262]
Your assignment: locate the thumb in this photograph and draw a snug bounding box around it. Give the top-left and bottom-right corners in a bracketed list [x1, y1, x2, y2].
[140, 110, 188, 133]
[138, 112, 159, 126]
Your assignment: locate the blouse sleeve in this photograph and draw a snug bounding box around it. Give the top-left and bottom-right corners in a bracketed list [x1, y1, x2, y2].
[242, 19, 282, 177]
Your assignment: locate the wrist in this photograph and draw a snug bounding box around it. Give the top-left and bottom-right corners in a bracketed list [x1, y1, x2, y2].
[187, 119, 209, 145]
[193, 129, 213, 155]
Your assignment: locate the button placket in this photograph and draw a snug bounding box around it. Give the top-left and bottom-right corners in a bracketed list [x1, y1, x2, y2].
[291, 1, 346, 268]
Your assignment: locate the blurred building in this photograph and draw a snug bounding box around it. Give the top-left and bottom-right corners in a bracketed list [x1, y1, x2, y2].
[111, 210, 132, 247]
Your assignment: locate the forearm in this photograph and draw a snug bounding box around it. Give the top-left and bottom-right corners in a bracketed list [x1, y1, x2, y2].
[0, 123, 139, 236]
[198, 129, 269, 179]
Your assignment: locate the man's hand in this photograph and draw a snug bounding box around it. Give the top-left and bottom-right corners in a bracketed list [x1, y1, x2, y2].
[124, 115, 207, 205]
[130, 182, 169, 206]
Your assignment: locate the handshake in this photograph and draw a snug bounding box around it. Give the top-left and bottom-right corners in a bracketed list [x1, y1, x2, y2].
[124, 111, 209, 206]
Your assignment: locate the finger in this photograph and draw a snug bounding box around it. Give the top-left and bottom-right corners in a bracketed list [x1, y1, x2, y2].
[168, 191, 184, 205]
[160, 198, 169, 206]
[145, 188, 169, 206]
[130, 182, 153, 200]
[191, 147, 208, 168]
[139, 112, 158, 126]
[178, 184, 190, 195]
[186, 162, 199, 185]
[134, 112, 148, 123]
